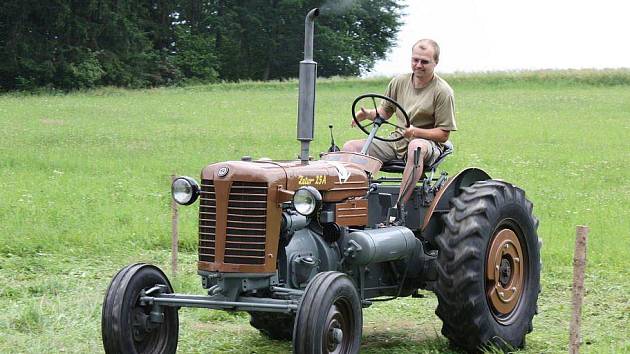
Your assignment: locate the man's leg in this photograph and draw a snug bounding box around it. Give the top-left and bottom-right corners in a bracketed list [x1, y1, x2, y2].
[398, 139, 435, 204]
[342, 139, 365, 153]
[343, 139, 397, 165]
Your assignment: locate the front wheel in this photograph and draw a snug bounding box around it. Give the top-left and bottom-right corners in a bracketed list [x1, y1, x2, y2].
[293, 271, 363, 354]
[434, 180, 541, 352]
[101, 263, 179, 354]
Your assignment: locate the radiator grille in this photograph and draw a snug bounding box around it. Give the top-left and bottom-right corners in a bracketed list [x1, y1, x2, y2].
[225, 181, 267, 264]
[199, 180, 216, 263]
[198, 180, 268, 265]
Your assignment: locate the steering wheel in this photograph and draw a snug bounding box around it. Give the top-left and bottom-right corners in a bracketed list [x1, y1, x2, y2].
[351, 93, 410, 142]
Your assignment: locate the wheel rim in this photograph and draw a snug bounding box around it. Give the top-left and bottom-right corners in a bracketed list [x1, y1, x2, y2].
[486, 225, 527, 324]
[323, 300, 353, 354]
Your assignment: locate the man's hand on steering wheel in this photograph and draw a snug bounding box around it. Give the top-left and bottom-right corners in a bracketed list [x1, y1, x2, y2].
[351, 94, 410, 142]
[402, 126, 417, 139]
[351, 107, 376, 127]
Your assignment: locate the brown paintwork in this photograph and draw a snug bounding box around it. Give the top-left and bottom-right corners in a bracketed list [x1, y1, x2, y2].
[197, 261, 279, 273]
[421, 174, 456, 231]
[335, 199, 368, 226]
[283, 160, 369, 201]
[199, 161, 285, 273]
[486, 228, 525, 320]
[324, 180, 368, 202]
[276, 187, 294, 205]
[421, 167, 491, 231]
[198, 159, 369, 273]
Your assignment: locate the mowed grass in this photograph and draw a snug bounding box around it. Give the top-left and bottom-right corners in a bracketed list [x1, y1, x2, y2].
[1, 70, 629, 353]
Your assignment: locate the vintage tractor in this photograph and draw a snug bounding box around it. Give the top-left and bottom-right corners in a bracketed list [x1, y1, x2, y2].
[101, 8, 541, 354]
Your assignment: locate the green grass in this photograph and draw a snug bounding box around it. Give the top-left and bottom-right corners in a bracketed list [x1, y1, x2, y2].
[1, 70, 629, 353]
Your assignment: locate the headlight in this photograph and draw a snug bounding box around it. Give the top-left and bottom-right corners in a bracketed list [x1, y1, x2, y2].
[171, 176, 200, 205]
[292, 186, 322, 216]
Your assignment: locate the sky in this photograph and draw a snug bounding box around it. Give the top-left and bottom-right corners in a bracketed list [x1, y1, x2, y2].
[370, 0, 630, 76]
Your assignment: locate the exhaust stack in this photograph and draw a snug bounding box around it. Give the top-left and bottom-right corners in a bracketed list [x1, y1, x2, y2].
[297, 8, 320, 164]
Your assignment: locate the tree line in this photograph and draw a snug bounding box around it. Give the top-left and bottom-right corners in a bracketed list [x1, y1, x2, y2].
[0, 0, 403, 91]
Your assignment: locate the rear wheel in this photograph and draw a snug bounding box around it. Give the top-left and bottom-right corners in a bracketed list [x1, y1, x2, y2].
[434, 180, 541, 352]
[102, 263, 179, 354]
[293, 271, 362, 354]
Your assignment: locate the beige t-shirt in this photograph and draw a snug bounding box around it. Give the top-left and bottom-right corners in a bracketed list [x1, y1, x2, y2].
[381, 73, 457, 154]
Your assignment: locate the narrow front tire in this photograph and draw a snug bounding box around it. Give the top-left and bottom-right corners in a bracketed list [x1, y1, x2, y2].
[293, 271, 362, 354]
[102, 263, 179, 354]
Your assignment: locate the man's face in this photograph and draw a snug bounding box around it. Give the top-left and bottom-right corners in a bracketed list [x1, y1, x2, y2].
[411, 45, 436, 80]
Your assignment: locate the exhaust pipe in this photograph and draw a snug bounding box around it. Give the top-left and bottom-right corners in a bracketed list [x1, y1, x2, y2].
[297, 8, 320, 164]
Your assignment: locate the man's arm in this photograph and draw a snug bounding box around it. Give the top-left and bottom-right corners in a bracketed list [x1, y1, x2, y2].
[351, 106, 393, 127]
[403, 127, 450, 143]
[403, 79, 456, 143]
[352, 77, 398, 126]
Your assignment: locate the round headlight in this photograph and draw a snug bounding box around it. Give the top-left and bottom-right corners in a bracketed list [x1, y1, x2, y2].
[171, 176, 200, 205]
[292, 186, 322, 216]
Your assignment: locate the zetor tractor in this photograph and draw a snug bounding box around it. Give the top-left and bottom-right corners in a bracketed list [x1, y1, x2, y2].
[101, 8, 541, 354]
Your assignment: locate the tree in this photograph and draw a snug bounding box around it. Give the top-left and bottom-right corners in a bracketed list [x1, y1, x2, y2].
[0, 0, 403, 90]
[0, 0, 179, 90]
[316, 0, 403, 77]
[206, 0, 404, 80]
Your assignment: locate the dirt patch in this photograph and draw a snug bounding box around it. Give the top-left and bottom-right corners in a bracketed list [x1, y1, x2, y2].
[40, 118, 65, 125]
[363, 319, 440, 342]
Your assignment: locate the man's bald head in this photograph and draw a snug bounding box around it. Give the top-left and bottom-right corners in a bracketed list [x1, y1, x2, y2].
[413, 39, 440, 64]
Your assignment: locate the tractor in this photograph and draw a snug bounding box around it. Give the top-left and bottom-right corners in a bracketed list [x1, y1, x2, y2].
[101, 8, 541, 354]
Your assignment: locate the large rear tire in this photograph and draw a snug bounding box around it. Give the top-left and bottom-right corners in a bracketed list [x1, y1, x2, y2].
[434, 180, 541, 352]
[293, 271, 362, 354]
[102, 263, 179, 354]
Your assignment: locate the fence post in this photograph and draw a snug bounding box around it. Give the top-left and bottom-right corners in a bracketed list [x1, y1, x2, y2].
[569, 225, 588, 354]
[171, 174, 179, 276]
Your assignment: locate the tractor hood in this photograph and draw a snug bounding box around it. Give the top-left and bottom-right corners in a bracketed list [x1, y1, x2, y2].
[196, 158, 370, 274]
[201, 159, 370, 203]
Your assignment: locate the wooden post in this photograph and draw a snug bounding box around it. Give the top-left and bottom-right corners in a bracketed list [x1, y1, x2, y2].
[171, 174, 179, 276]
[569, 225, 588, 354]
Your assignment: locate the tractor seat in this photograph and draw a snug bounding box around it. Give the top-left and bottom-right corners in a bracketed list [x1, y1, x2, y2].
[380, 141, 454, 173]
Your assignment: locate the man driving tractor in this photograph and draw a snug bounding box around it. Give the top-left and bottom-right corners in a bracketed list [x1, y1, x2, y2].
[342, 39, 457, 205]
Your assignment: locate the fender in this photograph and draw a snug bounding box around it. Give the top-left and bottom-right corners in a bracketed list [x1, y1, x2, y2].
[422, 167, 491, 232]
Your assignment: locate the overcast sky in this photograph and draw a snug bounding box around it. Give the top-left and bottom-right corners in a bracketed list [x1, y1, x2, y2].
[370, 0, 630, 76]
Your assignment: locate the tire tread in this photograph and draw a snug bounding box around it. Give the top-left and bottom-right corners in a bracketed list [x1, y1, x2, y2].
[434, 180, 541, 352]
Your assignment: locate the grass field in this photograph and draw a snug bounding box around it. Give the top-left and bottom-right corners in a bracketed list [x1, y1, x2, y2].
[1, 70, 629, 353]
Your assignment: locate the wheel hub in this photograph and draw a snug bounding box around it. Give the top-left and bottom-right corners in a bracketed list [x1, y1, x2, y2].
[486, 228, 526, 322]
[132, 309, 150, 342]
[325, 305, 348, 353]
[499, 258, 512, 286]
[330, 327, 343, 344]
[131, 301, 162, 343]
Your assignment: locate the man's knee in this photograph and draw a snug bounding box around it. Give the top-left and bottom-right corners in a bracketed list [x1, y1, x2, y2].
[342, 139, 364, 153]
[407, 139, 432, 162]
